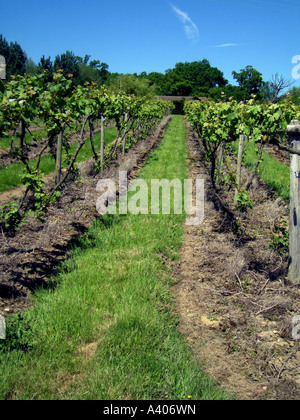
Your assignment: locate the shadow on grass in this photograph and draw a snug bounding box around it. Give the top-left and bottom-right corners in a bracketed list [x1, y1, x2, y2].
[0, 213, 128, 355]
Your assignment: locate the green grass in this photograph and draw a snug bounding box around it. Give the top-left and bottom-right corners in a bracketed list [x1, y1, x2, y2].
[0, 116, 230, 400]
[0, 129, 48, 151]
[0, 127, 117, 193]
[235, 140, 290, 202]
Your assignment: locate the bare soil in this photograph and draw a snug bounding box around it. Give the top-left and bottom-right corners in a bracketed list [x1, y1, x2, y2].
[0, 117, 171, 315]
[173, 124, 300, 400]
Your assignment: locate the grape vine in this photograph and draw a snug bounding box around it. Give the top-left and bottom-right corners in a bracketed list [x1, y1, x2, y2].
[185, 95, 300, 232]
[0, 71, 173, 233]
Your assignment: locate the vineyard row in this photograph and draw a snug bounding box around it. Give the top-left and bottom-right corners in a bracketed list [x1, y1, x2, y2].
[0, 71, 174, 232]
[185, 97, 300, 281]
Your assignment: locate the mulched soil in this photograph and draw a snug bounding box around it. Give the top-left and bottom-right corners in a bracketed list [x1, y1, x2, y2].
[0, 116, 171, 315]
[172, 123, 300, 400]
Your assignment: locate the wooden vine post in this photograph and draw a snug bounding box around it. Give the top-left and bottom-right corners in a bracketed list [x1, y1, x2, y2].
[287, 119, 300, 282]
[55, 131, 63, 184]
[100, 116, 105, 171]
[122, 112, 128, 155]
[235, 134, 246, 200]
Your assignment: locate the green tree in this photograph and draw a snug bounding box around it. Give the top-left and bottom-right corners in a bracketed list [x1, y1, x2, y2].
[107, 73, 157, 98]
[0, 34, 9, 63]
[38, 56, 54, 83]
[147, 72, 165, 94]
[54, 50, 80, 83]
[53, 53, 110, 86]
[77, 57, 109, 86]
[25, 58, 38, 75]
[0, 34, 27, 79]
[89, 60, 109, 85]
[287, 86, 300, 105]
[38, 55, 53, 71]
[171, 60, 227, 93]
[7, 41, 27, 77]
[78, 62, 99, 84]
[208, 85, 246, 101]
[232, 65, 264, 99]
[169, 80, 193, 96]
[149, 60, 228, 96]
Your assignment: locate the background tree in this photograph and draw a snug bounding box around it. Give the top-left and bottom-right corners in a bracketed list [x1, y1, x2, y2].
[53, 53, 110, 86]
[287, 86, 300, 105]
[0, 35, 9, 65]
[169, 80, 193, 96]
[168, 60, 228, 95]
[107, 73, 157, 98]
[141, 60, 228, 97]
[208, 85, 246, 101]
[232, 65, 265, 99]
[0, 34, 27, 79]
[6, 41, 27, 77]
[78, 60, 99, 85]
[146, 72, 165, 94]
[91, 60, 109, 85]
[25, 58, 38, 75]
[37, 55, 54, 83]
[261, 73, 294, 103]
[54, 50, 80, 83]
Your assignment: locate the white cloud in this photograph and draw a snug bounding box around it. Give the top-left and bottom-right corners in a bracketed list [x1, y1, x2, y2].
[209, 43, 242, 48]
[170, 4, 200, 44]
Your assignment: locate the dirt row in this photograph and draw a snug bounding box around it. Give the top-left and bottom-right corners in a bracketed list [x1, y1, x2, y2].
[172, 124, 300, 400]
[0, 116, 171, 315]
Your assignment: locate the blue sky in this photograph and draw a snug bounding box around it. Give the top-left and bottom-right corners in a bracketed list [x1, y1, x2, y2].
[1, 0, 300, 86]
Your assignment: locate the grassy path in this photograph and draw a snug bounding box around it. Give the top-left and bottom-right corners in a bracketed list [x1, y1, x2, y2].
[0, 115, 229, 400]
